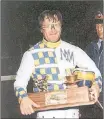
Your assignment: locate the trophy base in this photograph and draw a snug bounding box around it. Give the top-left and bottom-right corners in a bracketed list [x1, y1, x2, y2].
[28, 86, 95, 111]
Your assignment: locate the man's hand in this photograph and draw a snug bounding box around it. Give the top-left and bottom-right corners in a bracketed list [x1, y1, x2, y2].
[20, 97, 40, 115]
[89, 84, 100, 102]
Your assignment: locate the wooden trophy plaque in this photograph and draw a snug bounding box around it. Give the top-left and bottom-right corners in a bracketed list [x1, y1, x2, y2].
[27, 73, 96, 111]
[28, 86, 95, 111]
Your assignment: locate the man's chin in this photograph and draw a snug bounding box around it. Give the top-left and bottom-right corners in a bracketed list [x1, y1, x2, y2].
[99, 37, 104, 40]
[44, 37, 61, 42]
[50, 38, 60, 43]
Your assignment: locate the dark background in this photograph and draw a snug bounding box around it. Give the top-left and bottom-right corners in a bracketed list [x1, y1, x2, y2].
[1, 1, 103, 76]
[1, 1, 103, 118]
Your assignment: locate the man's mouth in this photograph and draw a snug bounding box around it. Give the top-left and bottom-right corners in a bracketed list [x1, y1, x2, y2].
[50, 33, 57, 35]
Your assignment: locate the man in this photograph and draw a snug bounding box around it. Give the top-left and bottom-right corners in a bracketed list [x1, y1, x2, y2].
[85, 11, 103, 114]
[14, 10, 102, 118]
[85, 11, 103, 78]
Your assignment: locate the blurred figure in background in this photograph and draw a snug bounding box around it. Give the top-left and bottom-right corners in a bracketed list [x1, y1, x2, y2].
[85, 11, 103, 78]
[85, 11, 103, 116]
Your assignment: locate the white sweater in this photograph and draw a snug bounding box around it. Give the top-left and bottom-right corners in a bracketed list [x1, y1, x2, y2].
[14, 40, 102, 91]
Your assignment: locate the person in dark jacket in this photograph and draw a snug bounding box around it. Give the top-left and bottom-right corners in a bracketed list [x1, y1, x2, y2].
[85, 11, 103, 78]
[85, 11, 103, 108]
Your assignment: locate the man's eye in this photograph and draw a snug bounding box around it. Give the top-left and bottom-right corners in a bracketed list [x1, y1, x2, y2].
[42, 25, 49, 28]
[56, 23, 60, 26]
[55, 24, 58, 27]
[55, 23, 61, 27]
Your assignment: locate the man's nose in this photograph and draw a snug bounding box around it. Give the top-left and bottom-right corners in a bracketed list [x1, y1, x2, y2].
[51, 24, 55, 30]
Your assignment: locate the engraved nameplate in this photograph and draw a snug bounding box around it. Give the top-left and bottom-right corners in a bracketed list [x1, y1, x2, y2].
[45, 90, 68, 106]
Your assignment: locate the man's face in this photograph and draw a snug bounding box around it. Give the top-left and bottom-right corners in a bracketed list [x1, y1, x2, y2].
[41, 16, 62, 42]
[96, 24, 103, 40]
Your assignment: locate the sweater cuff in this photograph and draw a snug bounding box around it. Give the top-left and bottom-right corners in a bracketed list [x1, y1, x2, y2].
[92, 76, 102, 92]
[15, 87, 28, 103]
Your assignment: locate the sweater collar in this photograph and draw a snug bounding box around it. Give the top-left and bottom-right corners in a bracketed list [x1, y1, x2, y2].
[42, 38, 61, 48]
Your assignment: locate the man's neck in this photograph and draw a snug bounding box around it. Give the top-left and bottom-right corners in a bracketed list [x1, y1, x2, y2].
[99, 39, 103, 41]
[42, 38, 61, 48]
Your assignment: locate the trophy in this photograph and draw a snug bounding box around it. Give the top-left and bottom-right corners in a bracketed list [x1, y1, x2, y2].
[28, 68, 96, 111]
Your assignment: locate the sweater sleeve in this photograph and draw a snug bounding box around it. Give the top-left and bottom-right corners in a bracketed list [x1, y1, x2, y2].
[74, 47, 102, 91]
[14, 51, 34, 101]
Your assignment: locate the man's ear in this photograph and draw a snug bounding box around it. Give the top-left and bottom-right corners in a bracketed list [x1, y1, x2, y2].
[96, 24, 98, 31]
[40, 28, 43, 33]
